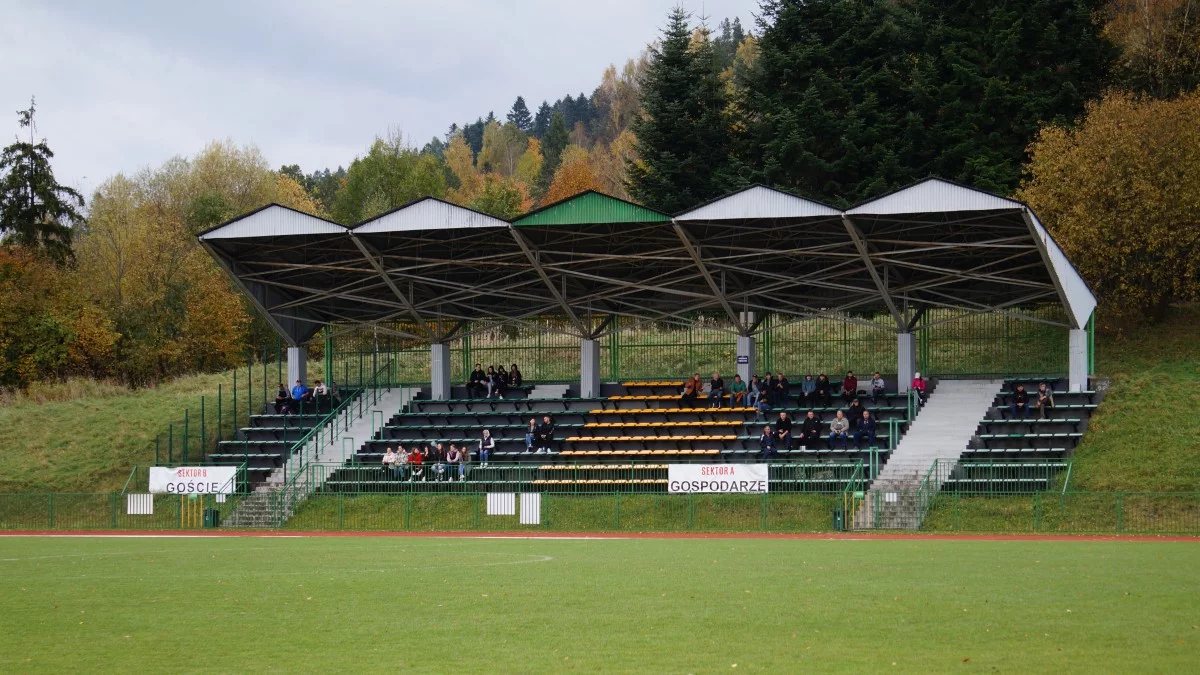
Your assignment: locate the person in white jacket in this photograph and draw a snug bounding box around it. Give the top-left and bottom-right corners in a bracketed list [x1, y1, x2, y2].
[828, 410, 850, 449]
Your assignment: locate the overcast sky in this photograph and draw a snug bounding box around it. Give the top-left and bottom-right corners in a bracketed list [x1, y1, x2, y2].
[1, 0, 758, 198]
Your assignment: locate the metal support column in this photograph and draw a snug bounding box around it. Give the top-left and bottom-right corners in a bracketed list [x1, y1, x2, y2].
[431, 343, 452, 400]
[580, 338, 601, 399]
[897, 333, 915, 393]
[1068, 328, 1088, 392]
[287, 346, 308, 387]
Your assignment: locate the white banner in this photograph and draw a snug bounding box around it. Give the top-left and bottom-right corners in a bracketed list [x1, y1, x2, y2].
[149, 466, 237, 495]
[668, 464, 769, 494]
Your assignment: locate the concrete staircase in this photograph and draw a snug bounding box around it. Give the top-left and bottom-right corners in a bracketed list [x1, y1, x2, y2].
[856, 380, 1003, 529]
[530, 383, 571, 399]
[224, 387, 419, 527]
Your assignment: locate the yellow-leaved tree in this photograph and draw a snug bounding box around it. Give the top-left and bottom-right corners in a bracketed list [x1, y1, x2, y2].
[1018, 92, 1200, 327]
[543, 145, 606, 204]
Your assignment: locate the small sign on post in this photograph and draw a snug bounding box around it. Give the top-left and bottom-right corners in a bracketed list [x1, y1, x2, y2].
[736, 355, 749, 364]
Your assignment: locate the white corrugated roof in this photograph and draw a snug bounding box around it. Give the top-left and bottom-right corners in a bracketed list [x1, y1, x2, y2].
[1027, 212, 1096, 329]
[847, 178, 1023, 215]
[199, 205, 346, 240]
[675, 185, 841, 221]
[352, 198, 509, 233]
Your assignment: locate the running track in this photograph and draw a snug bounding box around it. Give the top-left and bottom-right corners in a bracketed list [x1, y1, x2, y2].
[0, 530, 1195, 541]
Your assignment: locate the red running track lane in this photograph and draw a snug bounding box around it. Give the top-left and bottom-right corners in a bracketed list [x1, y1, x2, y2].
[0, 530, 1196, 542]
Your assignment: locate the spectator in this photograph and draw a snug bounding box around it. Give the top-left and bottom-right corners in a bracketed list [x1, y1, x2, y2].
[396, 445, 410, 481]
[730, 374, 748, 407]
[313, 380, 329, 410]
[761, 372, 776, 399]
[800, 374, 816, 408]
[291, 379, 311, 411]
[755, 386, 772, 421]
[432, 443, 448, 482]
[773, 373, 790, 403]
[525, 418, 537, 453]
[1035, 382, 1055, 419]
[409, 446, 425, 482]
[911, 372, 928, 405]
[329, 380, 341, 406]
[535, 416, 555, 454]
[498, 365, 511, 389]
[855, 411, 878, 449]
[829, 410, 850, 449]
[747, 375, 763, 408]
[479, 430, 495, 466]
[842, 371, 858, 404]
[871, 372, 886, 404]
[448, 444, 465, 482]
[709, 372, 726, 409]
[845, 399, 865, 428]
[487, 366, 506, 399]
[680, 374, 701, 408]
[1010, 383, 1030, 420]
[815, 374, 832, 408]
[800, 410, 822, 449]
[274, 383, 291, 415]
[509, 363, 524, 388]
[468, 364, 487, 398]
[759, 425, 777, 460]
[382, 447, 397, 479]
[776, 411, 794, 451]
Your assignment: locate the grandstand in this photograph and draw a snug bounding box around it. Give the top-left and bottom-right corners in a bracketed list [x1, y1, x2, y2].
[196, 179, 1100, 529]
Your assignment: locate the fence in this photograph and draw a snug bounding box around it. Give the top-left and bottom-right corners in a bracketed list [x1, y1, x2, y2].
[2, 491, 1197, 535]
[329, 308, 1075, 386]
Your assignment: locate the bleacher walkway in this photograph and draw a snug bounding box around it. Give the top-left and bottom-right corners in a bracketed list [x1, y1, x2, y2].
[860, 379, 1004, 529]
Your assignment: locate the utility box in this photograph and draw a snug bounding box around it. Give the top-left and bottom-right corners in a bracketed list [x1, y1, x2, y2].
[203, 507, 221, 529]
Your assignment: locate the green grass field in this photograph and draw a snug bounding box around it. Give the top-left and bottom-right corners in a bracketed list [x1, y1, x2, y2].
[0, 535, 1196, 673]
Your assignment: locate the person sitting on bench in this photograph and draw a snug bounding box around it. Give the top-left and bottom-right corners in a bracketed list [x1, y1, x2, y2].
[800, 410, 822, 449]
[312, 380, 329, 410]
[291, 379, 311, 412]
[535, 416, 556, 454]
[775, 411, 794, 451]
[730, 374, 748, 407]
[828, 410, 850, 449]
[911, 372, 928, 405]
[773, 373, 790, 403]
[708, 372, 726, 409]
[509, 363, 524, 388]
[759, 425, 777, 460]
[479, 430, 495, 466]
[487, 366, 506, 399]
[815, 373, 832, 408]
[761, 372, 776, 400]
[329, 380, 341, 406]
[1010, 383, 1031, 420]
[841, 371, 858, 404]
[755, 386, 773, 420]
[800, 374, 816, 408]
[871, 372, 886, 404]
[468, 364, 487, 398]
[525, 418, 537, 453]
[747, 375, 763, 408]
[1035, 382, 1055, 419]
[396, 445, 410, 481]
[409, 445, 425, 481]
[447, 444, 465, 481]
[680, 374, 701, 408]
[498, 365, 511, 391]
[854, 410, 877, 449]
[382, 447, 397, 479]
[845, 399, 865, 428]
[274, 383, 291, 414]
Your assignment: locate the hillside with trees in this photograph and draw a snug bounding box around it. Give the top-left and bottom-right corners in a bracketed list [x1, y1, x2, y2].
[1, 1, 1199, 394]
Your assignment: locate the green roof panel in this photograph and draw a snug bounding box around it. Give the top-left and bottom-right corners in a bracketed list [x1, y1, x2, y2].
[513, 190, 670, 226]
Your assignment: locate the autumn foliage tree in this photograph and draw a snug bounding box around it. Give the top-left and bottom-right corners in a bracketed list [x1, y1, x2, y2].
[1018, 92, 1200, 327]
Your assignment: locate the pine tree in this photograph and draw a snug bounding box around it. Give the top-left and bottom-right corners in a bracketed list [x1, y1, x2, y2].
[532, 102, 552, 138]
[627, 8, 733, 213]
[536, 112, 570, 198]
[0, 98, 83, 265]
[507, 96, 534, 133]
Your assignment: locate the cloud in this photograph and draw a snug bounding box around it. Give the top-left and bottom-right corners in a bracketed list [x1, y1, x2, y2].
[1, 0, 756, 197]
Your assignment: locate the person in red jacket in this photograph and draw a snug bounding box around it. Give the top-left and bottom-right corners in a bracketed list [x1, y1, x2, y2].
[841, 371, 858, 404]
[911, 372, 928, 405]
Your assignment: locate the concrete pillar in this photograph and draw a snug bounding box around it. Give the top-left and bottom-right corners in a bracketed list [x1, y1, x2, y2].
[431, 343, 451, 400]
[737, 311, 758, 384]
[287, 346, 307, 387]
[1068, 328, 1088, 392]
[736, 334, 756, 384]
[580, 338, 601, 398]
[897, 333, 915, 393]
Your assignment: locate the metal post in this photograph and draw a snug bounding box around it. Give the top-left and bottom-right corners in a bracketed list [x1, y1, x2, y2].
[1068, 326, 1088, 392]
[248, 356, 253, 420]
[183, 409, 190, 464]
[168, 424, 174, 464]
[580, 338, 601, 399]
[155, 435, 160, 464]
[217, 384, 223, 443]
[200, 397, 206, 461]
[232, 369, 237, 431]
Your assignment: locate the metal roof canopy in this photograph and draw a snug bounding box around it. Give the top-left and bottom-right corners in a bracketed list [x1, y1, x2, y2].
[198, 180, 1096, 347]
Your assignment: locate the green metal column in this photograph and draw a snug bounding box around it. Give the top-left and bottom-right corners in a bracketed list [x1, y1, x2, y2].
[1086, 312, 1096, 376]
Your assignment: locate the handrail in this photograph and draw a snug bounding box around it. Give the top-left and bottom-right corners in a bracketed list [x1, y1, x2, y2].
[120, 467, 138, 495]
